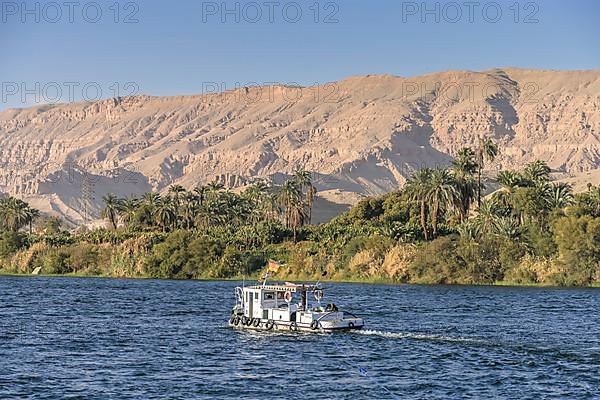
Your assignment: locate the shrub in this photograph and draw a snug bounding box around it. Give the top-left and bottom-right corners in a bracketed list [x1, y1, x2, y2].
[42, 250, 71, 274]
[4, 242, 51, 274]
[456, 238, 507, 284]
[524, 222, 557, 258]
[186, 236, 224, 278]
[0, 231, 27, 259]
[211, 246, 243, 278]
[339, 235, 394, 269]
[144, 230, 191, 278]
[504, 254, 557, 284]
[348, 249, 381, 279]
[68, 243, 100, 273]
[381, 244, 416, 282]
[409, 236, 465, 284]
[552, 216, 600, 286]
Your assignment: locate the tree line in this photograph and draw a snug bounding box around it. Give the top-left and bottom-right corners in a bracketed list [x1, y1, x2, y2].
[100, 170, 316, 243]
[1, 140, 600, 286]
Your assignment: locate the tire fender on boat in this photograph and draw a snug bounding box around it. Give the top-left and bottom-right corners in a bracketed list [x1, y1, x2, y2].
[234, 316, 241, 326]
[246, 317, 254, 326]
[265, 320, 275, 331]
[310, 320, 319, 330]
[290, 321, 298, 331]
[348, 322, 355, 328]
[253, 318, 261, 327]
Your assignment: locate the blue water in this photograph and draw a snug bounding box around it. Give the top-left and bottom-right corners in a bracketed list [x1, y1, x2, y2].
[0, 277, 599, 399]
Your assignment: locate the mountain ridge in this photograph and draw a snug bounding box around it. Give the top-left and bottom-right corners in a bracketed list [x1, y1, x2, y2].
[1, 68, 600, 225]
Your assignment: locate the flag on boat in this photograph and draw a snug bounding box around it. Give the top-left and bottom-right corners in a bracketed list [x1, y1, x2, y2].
[267, 260, 282, 273]
[261, 260, 282, 282]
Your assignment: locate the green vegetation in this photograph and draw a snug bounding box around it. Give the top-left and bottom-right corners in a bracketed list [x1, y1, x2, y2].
[1, 146, 600, 287]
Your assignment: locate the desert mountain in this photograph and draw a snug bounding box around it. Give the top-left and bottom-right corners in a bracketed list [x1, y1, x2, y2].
[1, 68, 599, 225]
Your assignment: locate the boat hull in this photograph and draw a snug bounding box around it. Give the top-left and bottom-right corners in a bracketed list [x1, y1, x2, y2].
[228, 317, 364, 333]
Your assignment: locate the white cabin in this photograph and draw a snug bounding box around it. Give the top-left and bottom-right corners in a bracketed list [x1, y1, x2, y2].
[230, 282, 363, 332]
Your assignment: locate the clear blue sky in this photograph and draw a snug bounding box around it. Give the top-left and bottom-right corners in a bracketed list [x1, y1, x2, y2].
[1, 0, 599, 109]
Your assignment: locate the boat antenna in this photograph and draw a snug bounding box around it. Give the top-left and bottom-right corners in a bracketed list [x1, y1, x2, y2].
[241, 259, 246, 289]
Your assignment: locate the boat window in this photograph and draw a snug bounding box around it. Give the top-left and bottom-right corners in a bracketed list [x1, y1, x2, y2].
[264, 292, 275, 300]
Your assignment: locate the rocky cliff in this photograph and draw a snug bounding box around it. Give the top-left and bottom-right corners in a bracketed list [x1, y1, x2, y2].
[1, 68, 599, 224]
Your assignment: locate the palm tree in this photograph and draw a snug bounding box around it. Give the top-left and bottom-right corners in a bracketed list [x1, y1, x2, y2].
[196, 205, 225, 229]
[193, 185, 209, 207]
[181, 192, 198, 229]
[245, 181, 269, 200]
[278, 180, 303, 229]
[451, 147, 478, 222]
[474, 199, 501, 235]
[101, 194, 122, 230]
[27, 208, 40, 234]
[405, 168, 433, 240]
[453, 148, 479, 175]
[119, 197, 140, 228]
[207, 181, 225, 191]
[142, 192, 161, 208]
[0, 197, 36, 232]
[426, 168, 458, 237]
[497, 170, 523, 190]
[457, 220, 480, 242]
[155, 197, 176, 232]
[545, 182, 574, 209]
[294, 169, 317, 224]
[138, 192, 161, 228]
[494, 170, 523, 210]
[294, 169, 312, 187]
[243, 181, 271, 226]
[588, 186, 600, 217]
[494, 217, 523, 241]
[263, 192, 281, 223]
[169, 185, 186, 207]
[221, 191, 250, 227]
[207, 181, 225, 201]
[476, 137, 498, 208]
[523, 160, 551, 186]
[288, 200, 307, 243]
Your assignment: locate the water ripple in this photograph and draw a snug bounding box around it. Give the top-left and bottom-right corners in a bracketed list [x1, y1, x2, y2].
[0, 277, 599, 399]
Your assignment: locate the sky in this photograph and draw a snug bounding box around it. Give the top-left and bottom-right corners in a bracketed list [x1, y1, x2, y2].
[1, 0, 599, 109]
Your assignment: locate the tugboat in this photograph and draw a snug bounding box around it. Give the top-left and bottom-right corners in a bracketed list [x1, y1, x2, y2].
[228, 280, 364, 332]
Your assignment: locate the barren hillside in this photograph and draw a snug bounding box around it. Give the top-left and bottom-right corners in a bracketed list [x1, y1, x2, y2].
[1, 68, 599, 225]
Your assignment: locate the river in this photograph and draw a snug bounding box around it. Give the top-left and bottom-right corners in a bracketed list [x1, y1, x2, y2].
[1, 277, 598, 399]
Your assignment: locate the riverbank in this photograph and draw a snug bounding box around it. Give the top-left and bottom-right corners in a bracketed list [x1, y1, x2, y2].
[3, 270, 599, 288]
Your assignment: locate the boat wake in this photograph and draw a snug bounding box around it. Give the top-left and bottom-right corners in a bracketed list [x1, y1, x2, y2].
[353, 329, 596, 363]
[354, 329, 490, 345]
